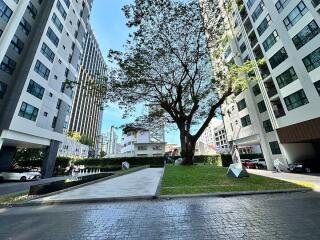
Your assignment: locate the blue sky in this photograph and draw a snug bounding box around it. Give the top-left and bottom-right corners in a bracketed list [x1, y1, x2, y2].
[90, 0, 180, 145]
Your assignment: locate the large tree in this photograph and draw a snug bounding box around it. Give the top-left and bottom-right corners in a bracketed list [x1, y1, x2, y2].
[107, 0, 256, 164]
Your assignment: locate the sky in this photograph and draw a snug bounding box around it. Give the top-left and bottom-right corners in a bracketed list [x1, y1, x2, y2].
[90, 0, 180, 145]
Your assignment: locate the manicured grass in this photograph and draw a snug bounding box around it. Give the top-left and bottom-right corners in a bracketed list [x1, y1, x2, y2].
[0, 191, 29, 205]
[160, 165, 303, 195]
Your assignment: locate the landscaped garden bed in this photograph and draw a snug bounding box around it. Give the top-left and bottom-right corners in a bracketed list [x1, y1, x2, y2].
[160, 165, 304, 195]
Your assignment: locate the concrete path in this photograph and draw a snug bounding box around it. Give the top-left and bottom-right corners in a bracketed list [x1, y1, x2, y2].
[0, 176, 69, 196]
[248, 169, 320, 191]
[32, 168, 164, 203]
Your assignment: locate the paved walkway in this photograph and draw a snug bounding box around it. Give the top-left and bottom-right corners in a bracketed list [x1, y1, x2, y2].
[0, 176, 69, 196]
[2, 192, 320, 239]
[248, 169, 320, 191]
[32, 168, 164, 203]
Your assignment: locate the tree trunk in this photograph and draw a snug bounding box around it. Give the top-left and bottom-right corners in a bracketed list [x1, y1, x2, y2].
[179, 130, 196, 165]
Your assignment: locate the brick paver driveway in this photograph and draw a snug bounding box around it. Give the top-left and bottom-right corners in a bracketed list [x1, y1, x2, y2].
[1, 192, 320, 239]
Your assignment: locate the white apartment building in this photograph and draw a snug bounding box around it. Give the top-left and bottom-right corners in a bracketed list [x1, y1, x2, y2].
[121, 127, 166, 157]
[57, 137, 89, 159]
[203, 0, 320, 170]
[0, 0, 92, 177]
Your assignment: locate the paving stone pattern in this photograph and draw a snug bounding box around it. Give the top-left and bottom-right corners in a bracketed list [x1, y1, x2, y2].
[1, 192, 320, 239]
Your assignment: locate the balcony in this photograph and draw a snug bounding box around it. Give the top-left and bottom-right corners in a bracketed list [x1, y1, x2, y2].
[265, 80, 278, 98]
[244, 19, 253, 33]
[259, 63, 270, 79]
[249, 32, 258, 48]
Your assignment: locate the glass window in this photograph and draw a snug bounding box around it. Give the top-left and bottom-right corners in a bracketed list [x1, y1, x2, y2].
[257, 100, 267, 113]
[263, 120, 273, 133]
[247, 0, 257, 9]
[315, 80, 320, 95]
[46, 27, 59, 47]
[10, 35, 24, 54]
[27, 80, 45, 99]
[237, 99, 247, 111]
[34, 60, 50, 80]
[292, 20, 320, 50]
[283, 1, 308, 30]
[41, 43, 55, 62]
[57, 0, 67, 19]
[252, 1, 264, 22]
[257, 14, 271, 36]
[18, 102, 39, 122]
[275, 0, 291, 13]
[27, 1, 37, 19]
[0, 0, 13, 22]
[269, 141, 281, 154]
[240, 43, 247, 53]
[262, 30, 279, 52]
[0, 81, 7, 99]
[63, 0, 70, 8]
[0, 55, 16, 75]
[303, 47, 320, 72]
[269, 47, 288, 69]
[284, 89, 309, 111]
[241, 115, 251, 127]
[276, 67, 298, 88]
[19, 18, 31, 36]
[52, 13, 63, 33]
[252, 84, 261, 96]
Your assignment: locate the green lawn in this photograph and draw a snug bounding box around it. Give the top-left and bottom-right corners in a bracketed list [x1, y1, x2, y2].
[160, 165, 303, 195]
[0, 191, 29, 205]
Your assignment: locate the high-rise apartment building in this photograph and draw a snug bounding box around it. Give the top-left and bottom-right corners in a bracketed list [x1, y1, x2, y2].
[0, 0, 93, 177]
[202, 0, 320, 169]
[68, 26, 106, 155]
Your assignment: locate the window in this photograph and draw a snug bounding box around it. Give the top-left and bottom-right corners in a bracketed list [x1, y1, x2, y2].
[138, 146, 147, 151]
[283, 1, 308, 30]
[257, 14, 271, 36]
[315, 80, 320, 95]
[276, 67, 298, 88]
[269, 141, 281, 154]
[0, 81, 7, 99]
[252, 1, 264, 22]
[252, 84, 261, 96]
[269, 47, 288, 69]
[52, 13, 63, 32]
[18, 102, 39, 121]
[10, 35, 24, 54]
[262, 30, 279, 52]
[0, 55, 16, 75]
[41, 43, 55, 62]
[19, 18, 31, 36]
[275, 0, 291, 13]
[46, 27, 59, 47]
[257, 100, 267, 113]
[292, 20, 320, 50]
[237, 99, 247, 111]
[241, 115, 251, 127]
[52, 116, 57, 128]
[263, 120, 273, 133]
[27, 2, 37, 19]
[247, 0, 257, 9]
[240, 43, 247, 53]
[0, 0, 13, 22]
[63, 0, 70, 8]
[57, 0, 67, 19]
[27, 80, 45, 99]
[34, 60, 50, 80]
[56, 99, 62, 109]
[284, 89, 309, 111]
[303, 47, 320, 72]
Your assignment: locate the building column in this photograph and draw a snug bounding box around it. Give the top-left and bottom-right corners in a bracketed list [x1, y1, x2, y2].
[42, 140, 60, 178]
[0, 140, 16, 171]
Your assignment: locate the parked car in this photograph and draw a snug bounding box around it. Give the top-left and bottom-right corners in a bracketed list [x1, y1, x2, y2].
[241, 159, 256, 169]
[1, 169, 41, 182]
[253, 158, 267, 169]
[288, 159, 320, 173]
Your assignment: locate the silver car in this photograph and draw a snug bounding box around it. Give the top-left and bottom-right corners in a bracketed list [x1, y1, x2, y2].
[1, 169, 41, 181]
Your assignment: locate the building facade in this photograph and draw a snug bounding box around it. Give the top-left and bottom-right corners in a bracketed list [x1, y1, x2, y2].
[0, 0, 92, 176]
[202, 0, 320, 170]
[57, 136, 89, 159]
[67, 26, 106, 156]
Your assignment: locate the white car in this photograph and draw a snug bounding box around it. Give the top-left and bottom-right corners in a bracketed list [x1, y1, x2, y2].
[1, 169, 41, 182]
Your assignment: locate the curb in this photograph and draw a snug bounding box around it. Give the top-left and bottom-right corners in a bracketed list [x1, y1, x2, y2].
[158, 188, 311, 200]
